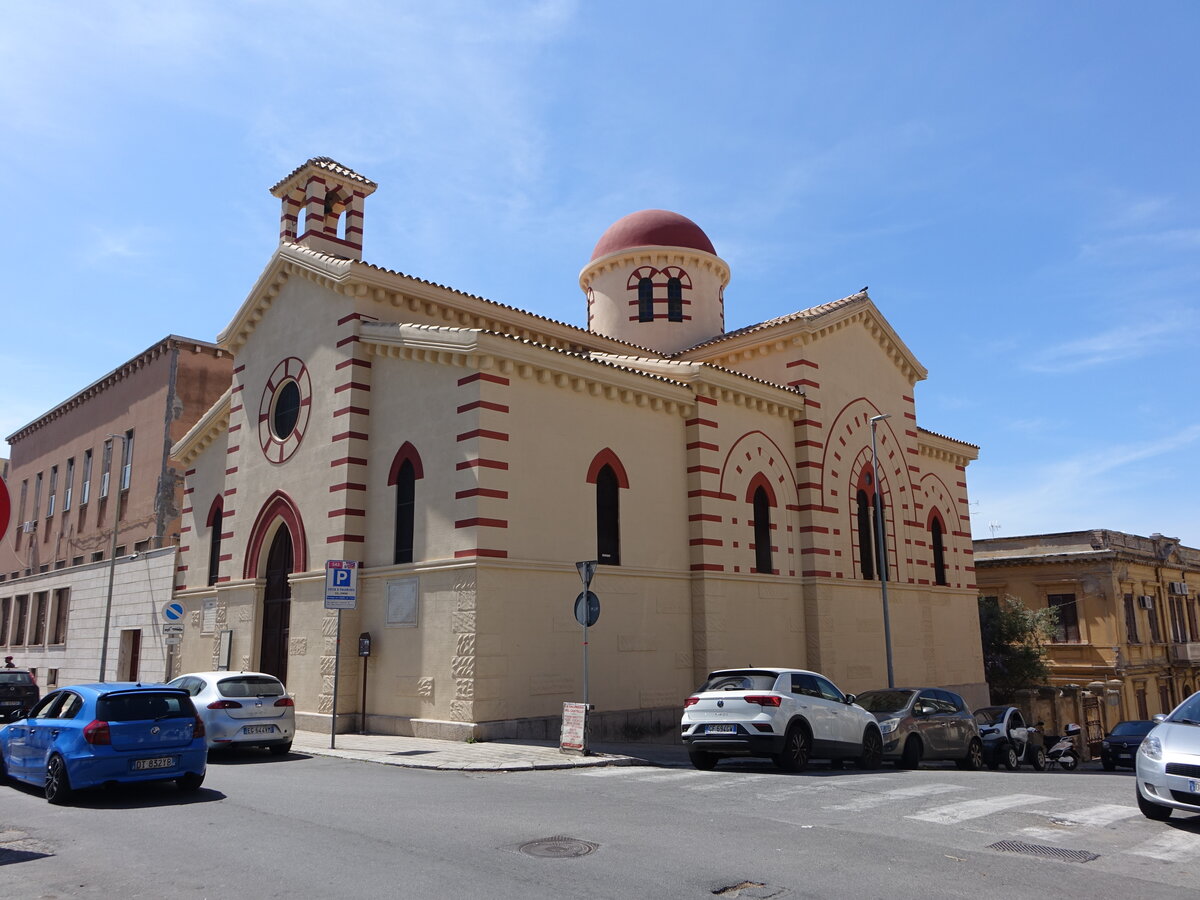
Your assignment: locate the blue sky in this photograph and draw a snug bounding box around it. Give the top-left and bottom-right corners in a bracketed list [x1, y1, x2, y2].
[2, 1, 1198, 543]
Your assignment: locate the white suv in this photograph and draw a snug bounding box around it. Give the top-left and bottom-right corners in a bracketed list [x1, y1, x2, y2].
[681, 667, 883, 772]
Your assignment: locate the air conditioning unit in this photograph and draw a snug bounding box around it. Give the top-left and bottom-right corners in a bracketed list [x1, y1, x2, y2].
[1168, 581, 1190, 595]
[1138, 595, 1155, 610]
[20, 520, 36, 534]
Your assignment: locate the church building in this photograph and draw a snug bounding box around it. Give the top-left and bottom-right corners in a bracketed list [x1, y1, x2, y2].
[171, 158, 985, 739]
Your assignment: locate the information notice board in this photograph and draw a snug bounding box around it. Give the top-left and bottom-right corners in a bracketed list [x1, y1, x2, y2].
[560, 701, 590, 755]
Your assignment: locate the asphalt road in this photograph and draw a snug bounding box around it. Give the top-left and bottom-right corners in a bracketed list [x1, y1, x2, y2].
[2, 751, 1199, 899]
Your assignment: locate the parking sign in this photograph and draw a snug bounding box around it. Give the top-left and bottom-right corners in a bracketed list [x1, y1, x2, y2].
[325, 560, 358, 609]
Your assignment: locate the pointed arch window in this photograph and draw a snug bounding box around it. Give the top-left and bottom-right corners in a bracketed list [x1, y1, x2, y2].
[587, 450, 629, 566]
[388, 443, 425, 566]
[930, 514, 947, 586]
[206, 497, 224, 586]
[667, 277, 683, 322]
[753, 486, 773, 574]
[856, 488, 874, 580]
[638, 277, 654, 322]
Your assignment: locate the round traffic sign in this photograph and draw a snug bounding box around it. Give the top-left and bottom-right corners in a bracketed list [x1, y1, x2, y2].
[161, 601, 186, 622]
[574, 591, 600, 628]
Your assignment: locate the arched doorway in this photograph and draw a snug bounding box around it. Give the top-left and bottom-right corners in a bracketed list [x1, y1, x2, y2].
[260, 525, 293, 682]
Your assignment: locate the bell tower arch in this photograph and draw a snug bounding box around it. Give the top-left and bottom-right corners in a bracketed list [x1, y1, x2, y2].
[270, 157, 377, 260]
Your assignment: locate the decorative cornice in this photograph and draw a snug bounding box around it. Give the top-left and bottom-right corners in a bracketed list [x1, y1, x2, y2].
[578, 246, 730, 290]
[171, 388, 232, 467]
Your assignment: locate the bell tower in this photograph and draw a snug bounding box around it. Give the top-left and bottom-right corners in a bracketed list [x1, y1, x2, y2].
[270, 157, 378, 260]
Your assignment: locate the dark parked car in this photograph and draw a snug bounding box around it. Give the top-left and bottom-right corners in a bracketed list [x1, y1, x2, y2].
[1101, 720, 1156, 771]
[855, 687, 983, 769]
[0, 670, 39, 722]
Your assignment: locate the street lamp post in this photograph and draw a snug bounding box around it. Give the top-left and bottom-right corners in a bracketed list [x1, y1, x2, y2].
[98, 433, 127, 682]
[869, 414, 894, 689]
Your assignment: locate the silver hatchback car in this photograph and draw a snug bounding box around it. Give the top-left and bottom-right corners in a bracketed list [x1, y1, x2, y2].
[855, 687, 983, 769]
[168, 672, 295, 755]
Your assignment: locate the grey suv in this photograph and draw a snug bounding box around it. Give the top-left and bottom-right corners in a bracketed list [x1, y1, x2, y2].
[855, 687, 983, 769]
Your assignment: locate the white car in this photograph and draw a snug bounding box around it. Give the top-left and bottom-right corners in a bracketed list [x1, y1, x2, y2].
[168, 672, 295, 754]
[1135, 690, 1200, 820]
[680, 667, 883, 771]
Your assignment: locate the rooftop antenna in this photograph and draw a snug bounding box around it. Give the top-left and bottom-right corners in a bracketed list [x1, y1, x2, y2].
[989, 521, 1002, 538]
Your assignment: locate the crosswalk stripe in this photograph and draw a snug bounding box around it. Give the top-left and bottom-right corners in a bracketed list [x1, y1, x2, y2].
[1025, 804, 1140, 827]
[905, 794, 1051, 825]
[824, 783, 963, 812]
[1128, 829, 1200, 861]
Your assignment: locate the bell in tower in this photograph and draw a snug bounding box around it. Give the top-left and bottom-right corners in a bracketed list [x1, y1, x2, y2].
[270, 157, 377, 260]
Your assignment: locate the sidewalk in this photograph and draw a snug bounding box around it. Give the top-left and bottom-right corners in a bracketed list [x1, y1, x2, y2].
[291, 729, 691, 772]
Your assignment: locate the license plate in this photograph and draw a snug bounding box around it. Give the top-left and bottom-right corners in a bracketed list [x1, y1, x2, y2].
[243, 725, 277, 735]
[133, 756, 175, 771]
[705, 724, 737, 735]
[0, 700, 18, 706]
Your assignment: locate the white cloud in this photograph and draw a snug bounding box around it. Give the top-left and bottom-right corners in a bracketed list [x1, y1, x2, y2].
[1024, 307, 1198, 373]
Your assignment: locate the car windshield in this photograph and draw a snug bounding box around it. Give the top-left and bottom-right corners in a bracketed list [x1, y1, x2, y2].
[97, 691, 194, 721]
[218, 675, 285, 698]
[698, 671, 779, 693]
[1110, 720, 1155, 737]
[0, 672, 33, 684]
[1168, 693, 1200, 725]
[974, 708, 1006, 726]
[855, 690, 915, 713]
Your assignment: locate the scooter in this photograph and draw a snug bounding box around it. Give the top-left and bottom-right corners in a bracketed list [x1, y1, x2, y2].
[1044, 723, 1081, 770]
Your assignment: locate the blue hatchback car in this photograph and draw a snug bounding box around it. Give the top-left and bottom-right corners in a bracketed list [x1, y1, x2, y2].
[0, 683, 208, 804]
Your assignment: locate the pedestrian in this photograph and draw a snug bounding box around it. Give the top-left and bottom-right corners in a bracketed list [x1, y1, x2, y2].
[3, 656, 14, 668]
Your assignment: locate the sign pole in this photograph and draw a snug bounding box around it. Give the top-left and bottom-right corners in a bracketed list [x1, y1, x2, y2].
[331, 608, 342, 750]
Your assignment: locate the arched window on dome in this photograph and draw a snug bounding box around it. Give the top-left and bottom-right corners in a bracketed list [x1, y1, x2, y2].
[206, 497, 224, 587]
[638, 277, 654, 322]
[930, 512, 948, 586]
[388, 443, 425, 565]
[667, 277, 683, 322]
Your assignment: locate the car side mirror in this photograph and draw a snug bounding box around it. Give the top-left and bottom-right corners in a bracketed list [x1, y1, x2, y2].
[1153, 714, 1167, 723]
[11, 708, 29, 721]
[843, 693, 856, 705]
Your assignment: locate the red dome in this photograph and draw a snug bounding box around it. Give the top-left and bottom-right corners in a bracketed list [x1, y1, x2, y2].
[590, 209, 716, 261]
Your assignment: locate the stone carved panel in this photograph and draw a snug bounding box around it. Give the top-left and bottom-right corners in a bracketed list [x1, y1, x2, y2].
[320, 656, 336, 676]
[289, 637, 307, 656]
[450, 699, 473, 721]
[455, 633, 475, 656]
[418, 677, 434, 699]
[451, 611, 476, 634]
[322, 615, 338, 637]
[454, 679, 472, 700]
[317, 694, 333, 714]
[238, 606, 252, 622]
[451, 656, 475, 678]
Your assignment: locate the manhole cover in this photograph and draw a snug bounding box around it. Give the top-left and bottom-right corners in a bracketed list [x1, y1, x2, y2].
[988, 840, 1099, 863]
[518, 836, 599, 858]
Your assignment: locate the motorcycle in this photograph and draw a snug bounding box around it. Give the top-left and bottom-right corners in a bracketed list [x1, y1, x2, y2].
[1043, 722, 1081, 771]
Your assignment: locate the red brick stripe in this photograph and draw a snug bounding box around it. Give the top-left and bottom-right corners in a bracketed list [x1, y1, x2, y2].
[457, 400, 509, 414]
[458, 372, 510, 386]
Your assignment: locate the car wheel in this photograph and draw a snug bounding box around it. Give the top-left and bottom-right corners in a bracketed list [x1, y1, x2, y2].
[45, 754, 73, 805]
[688, 750, 718, 771]
[1060, 755, 1078, 772]
[857, 726, 883, 770]
[1101, 756, 1116, 772]
[899, 735, 922, 769]
[177, 771, 205, 792]
[1002, 742, 1019, 770]
[1137, 785, 1172, 821]
[1030, 746, 1047, 771]
[774, 724, 809, 772]
[956, 738, 984, 770]
[269, 741, 292, 757]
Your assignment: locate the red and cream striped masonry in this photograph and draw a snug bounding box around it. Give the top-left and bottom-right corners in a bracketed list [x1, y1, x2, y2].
[453, 370, 511, 559]
[327, 313, 376, 554]
[686, 394, 725, 573]
[788, 357, 834, 578]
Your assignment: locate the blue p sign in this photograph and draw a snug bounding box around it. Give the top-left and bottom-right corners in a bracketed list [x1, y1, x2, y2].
[333, 568, 352, 587]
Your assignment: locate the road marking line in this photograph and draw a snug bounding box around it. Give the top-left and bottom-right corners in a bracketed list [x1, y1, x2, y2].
[1128, 830, 1200, 861]
[824, 783, 963, 811]
[906, 794, 1051, 825]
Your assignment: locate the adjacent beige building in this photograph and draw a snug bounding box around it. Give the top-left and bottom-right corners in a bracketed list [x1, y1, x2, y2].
[975, 530, 1200, 751]
[170, 158, 986, 739]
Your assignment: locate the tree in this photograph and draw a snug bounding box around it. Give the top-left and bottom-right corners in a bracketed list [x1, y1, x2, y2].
[977, 594, 1058, 704]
